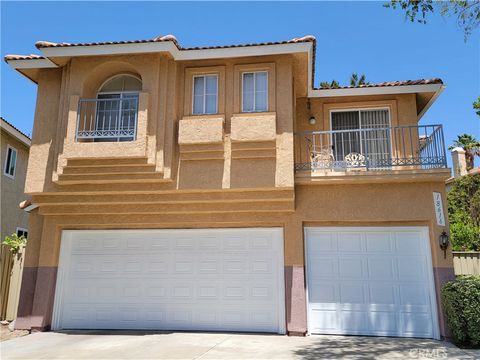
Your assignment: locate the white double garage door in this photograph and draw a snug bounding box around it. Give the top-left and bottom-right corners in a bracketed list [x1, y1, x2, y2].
[53, 227, 439, 338]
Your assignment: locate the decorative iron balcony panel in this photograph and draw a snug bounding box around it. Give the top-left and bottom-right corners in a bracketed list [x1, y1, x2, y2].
[294, 124, 447, 172]
[76, 95, 139, 142]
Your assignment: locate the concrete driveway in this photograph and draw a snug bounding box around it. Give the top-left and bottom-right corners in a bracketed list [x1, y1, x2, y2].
[1, 331, 479, 360]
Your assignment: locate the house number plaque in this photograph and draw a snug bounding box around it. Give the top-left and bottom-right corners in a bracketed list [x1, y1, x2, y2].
[433, 192, 446, 226]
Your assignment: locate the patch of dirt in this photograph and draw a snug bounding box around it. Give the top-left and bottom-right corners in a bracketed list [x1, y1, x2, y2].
[0, 323, 29, 342]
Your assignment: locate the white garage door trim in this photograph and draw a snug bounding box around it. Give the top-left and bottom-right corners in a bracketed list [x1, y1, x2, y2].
[52, 228, 285, 334]
[304, 226, 440, 339]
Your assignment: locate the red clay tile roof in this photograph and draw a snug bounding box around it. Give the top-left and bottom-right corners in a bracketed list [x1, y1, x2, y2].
[4, 35, 443, 93]
[4, 54, 45, 61]
[315, 78, 443, 90]
[33, 34, 316, 51]
[0, 117, 31, 141]
[34, 34, 180, 49]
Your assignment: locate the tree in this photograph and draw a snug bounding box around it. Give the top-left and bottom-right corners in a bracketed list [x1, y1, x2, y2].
[449, 133, 480, 170]
[447, 174, 480, 251]
[384, 0, 480, 39]
[350, 73, 369, 86]
[320, 73, 370, 89]
[319, 80, 340, 89]
[473, 96, 480, 117]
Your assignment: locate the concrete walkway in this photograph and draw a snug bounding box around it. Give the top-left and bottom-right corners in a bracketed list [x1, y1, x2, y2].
[1, 331, 479, 360]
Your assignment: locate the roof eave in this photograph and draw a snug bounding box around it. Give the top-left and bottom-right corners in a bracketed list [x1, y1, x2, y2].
[0, 120, 31, 147]
[7, 40, 314, 83]
[416, 84, 445, 121]
[308, 83, 444, 97]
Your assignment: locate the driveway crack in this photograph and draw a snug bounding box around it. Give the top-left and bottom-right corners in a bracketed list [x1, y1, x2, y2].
[193, 335, 231, 360]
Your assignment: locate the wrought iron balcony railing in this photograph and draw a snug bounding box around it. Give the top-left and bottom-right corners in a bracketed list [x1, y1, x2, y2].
[76, 95, 139, 142]
[295, 124, 447, 172]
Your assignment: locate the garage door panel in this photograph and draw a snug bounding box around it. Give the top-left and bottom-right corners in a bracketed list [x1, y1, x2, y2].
[306, 227, 437, 339]
[369, 284, 396, 305]
[394, 232, 424, 254]
[367, 258, 395, 280]
[308, 257, 337, 278]
[53, 228, 284, 333]
[397, 257, 427, 280]
[337, 232, 363, 252]
[339, 284, 366, 304]
[309, 281, 337, 303]
[340, 311, 369, 332]
[338, 257, 364, 278]
[369, 311, 398, 333]
[365, 232, 393, 252]
[401, 313, 433, 336]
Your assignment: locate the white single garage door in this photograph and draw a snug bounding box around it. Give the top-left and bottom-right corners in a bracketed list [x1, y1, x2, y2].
[305, 227, 439, 339]
[52, 228, 285, 333]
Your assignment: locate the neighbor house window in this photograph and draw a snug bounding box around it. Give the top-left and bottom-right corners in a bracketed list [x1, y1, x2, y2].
[16, 227, 28, 239]
[3, 145, 17, 178]
[242, 71, 268, 112]
[192, 75, 218, 115]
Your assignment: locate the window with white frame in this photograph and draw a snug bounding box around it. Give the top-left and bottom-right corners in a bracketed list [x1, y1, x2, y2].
[192, 75, 218, 115]
[4, 145, 17, 178]
[242, 71, 268, 113]
[16, 227, 28, 239]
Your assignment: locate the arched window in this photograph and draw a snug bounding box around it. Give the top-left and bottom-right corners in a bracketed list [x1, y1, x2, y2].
[98, 74, 142, 93]
[93, 75, 141, 142]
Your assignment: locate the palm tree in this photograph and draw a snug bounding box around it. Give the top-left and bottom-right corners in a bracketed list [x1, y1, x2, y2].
[350, 73, 369, 87]
[449, 134, 480, 170]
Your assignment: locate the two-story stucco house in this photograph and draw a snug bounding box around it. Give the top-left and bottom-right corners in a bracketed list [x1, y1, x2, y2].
[1, 117, 31, 320]
[5, 35, 454, 339]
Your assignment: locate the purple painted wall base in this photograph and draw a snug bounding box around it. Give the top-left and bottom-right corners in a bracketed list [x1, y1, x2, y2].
[15, 266, 57, 331]
[15, 267, 38, 330]
[284, 265, 307, 335]
[433, 266, 455, 338]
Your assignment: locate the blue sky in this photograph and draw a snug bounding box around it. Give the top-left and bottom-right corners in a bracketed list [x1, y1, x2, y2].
[1, 1, 479, 163]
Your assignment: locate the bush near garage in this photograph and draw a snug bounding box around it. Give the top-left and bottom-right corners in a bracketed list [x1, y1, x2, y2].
[447, 174, 480, 251]
[442, 275, 480, 348]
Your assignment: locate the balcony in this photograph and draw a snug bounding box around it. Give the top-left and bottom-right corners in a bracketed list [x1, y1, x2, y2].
[294, 124, 447, 174]
[76, 95, 139, 142]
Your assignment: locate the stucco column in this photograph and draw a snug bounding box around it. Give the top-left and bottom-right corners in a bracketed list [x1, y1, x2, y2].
[15, 209, 43, 330]
[284, 220, 307, 335]
[28, 218, 60, 331]
[451, 147, 467, 178]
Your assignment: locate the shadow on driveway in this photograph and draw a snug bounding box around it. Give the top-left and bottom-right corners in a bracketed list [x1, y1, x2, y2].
[293, 335, 476, 360]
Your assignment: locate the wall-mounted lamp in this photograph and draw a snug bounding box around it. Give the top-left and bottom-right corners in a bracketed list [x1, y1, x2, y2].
[307, 99, 316, 125]
[439, 231, 449, 259]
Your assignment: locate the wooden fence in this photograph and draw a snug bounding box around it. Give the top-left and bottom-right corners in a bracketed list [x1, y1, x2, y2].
[0, 245, 25, 321]
[452, 251, 480, 276]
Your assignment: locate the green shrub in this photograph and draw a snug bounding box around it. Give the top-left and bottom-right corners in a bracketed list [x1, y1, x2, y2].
[447, 174, 480, 251]
[450, 222, 480, 251]
[442, 276, 480, 347]
[2, 233, 27, 255]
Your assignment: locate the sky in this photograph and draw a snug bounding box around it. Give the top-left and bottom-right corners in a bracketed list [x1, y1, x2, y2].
[1, 1, 479, 167]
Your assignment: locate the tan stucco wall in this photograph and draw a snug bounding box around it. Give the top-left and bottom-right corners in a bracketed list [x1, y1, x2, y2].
[24, 180, 450, 269]
[295, 94, 418, 133]
[1, 131, 29, 241]
[25, 53, 296, 194]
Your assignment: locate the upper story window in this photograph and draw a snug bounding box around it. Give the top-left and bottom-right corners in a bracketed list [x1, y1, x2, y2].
[192, 75, 218, 115]
[16, 227, 28, 239]
[76, 74, 142, 142]
[3, 145, 17, 178]
[242, 71, 268, 113]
